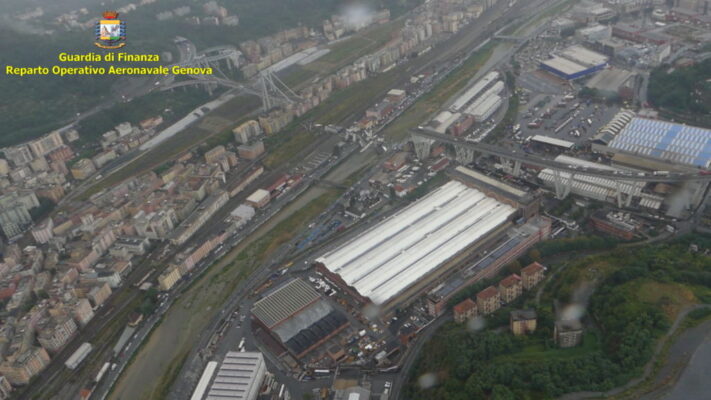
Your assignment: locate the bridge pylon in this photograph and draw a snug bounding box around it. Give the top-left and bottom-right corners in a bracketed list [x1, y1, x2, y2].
[411, 133, 435, 160]
[258, 69, 300, 112]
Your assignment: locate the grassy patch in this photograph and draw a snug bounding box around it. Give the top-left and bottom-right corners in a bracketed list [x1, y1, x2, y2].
[308, 20, 405, 71]
[223, 188, 342, 276]
[150, 350, 190, 400]
[264, 129, 319, 169]
[280, 64, 320, 89]
[635, 280, 697, 320]
[264, 66, 408, 169]
[498, 331, 601, 362]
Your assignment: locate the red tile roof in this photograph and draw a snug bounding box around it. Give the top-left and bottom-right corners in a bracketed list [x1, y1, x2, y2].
[453, 298, 476, 314]
[500, 274, 522, 288]
[477, 286, 499, 300]
[522, 262, 545, 276]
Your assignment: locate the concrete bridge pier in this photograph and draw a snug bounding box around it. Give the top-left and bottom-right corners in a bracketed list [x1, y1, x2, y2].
[411, 134, 434, 160]
[512, 160, 522, 177]
[552, 169, 574, 200]
[454, 146, 477, 165]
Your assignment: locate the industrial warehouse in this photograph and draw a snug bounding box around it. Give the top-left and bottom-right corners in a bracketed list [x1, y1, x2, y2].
[315, 180, 517, 312]
[539, 45, 608, 80]
[251, 279, 350, 361]
[601, 117, 711, 169]
[426, 71, 504, 135]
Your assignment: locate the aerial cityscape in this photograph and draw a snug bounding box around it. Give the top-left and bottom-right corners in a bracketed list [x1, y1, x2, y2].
[1, 0, 711, 399]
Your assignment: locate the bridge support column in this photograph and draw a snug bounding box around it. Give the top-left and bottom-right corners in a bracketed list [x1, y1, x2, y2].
[690, 181, 709, 210]
[615, 180, 623, 208]
[624, 182, 633, 208]
[455, 147, 476, 165]
[553, 170, 564, 199]
[552, 170, 574, 200]
[512, 160, 522, 177]
[563, 172, 574, 198]
[499, 158, 513, 174]
[411, 134, 434, 160]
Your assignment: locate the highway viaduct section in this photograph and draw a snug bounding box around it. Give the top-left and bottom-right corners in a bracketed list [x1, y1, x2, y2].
[410, 129, 711, 207]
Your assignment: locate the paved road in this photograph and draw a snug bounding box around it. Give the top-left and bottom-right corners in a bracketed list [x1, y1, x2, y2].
[655, 319, 711, 400]
[391, 315, 452, 400]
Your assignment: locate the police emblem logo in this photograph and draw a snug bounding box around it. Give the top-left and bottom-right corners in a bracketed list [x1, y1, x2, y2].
[95, 11, 126, 49]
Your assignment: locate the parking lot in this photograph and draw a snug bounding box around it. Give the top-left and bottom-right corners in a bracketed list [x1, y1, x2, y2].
[515, 92, 621, 145]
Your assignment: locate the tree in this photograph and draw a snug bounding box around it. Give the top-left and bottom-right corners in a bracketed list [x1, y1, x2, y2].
[504, 260, 522, 275]
[491, 385, 517, 400]
[528, 249, 541, 262]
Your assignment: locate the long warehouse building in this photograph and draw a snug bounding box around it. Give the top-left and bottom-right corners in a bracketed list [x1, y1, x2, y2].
[602, 117, 711, 169]
[315, 181, 516, 312]
[449, 71, 500, 112]
[204, 352, 266, 400]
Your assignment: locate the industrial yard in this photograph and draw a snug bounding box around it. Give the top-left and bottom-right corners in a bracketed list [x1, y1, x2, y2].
[4, 0, 711, 399]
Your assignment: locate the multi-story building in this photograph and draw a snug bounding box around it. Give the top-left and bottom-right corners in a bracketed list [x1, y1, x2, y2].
[590, 211, 637, 240]
[31, 218, 54, 244]
[47, 145, 75, 163]
[0, 376, 12, 399]
[0, 206, 32, 239]
[37, 315, 78, 354]
[158, 265, 181, 291]
[521, 262, 545, 290]
[233, 120, 263, 144]
[204, 145, 227, 164]
[453, 298, 477, 323]
[92, 150, 118, 168]
[510, 309, 537, 336]
[28, 131, 64, 158]
[0, 346, 50, 385]
[555, 320, 583, 347]
[498, 274, 522, 303]
[168, 190, 229, 246]
[0, 192, 39, 238]
[3, 145, 34, 166]
[134, 209, 178, 240]
[237, 141, 265, 160]
[87, 283, 112, 307]
[36, 184, 66, 203]
[70, 159, 97, 180]
[71, 298, 95, 327]
[476, 286, 500, 315]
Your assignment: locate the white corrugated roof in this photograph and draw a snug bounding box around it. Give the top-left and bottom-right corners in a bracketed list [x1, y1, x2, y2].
[206, 352, 265, 400]
[542, 56, 587, 75]
[434, 112, 462, 134]
[316, 181, 515, 305]
[246, 189, 270, 203]
[467, 95, 501, 120]
[450, 71, 500, 111]
[560, 45, 608, 67]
